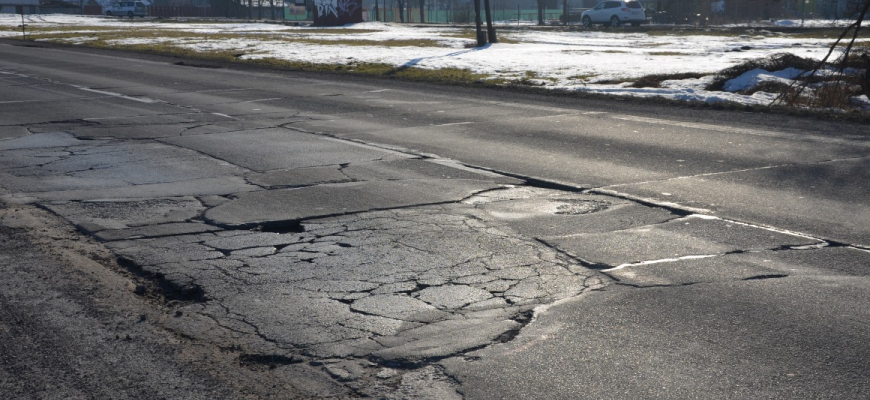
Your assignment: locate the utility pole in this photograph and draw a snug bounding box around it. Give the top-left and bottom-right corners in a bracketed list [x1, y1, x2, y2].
[474, 0, 486, 46]
[17, 6, 26, 40]
[419, 0, 424, 23]
[483, 0, 497, 43]
[800, 0, 806, 27]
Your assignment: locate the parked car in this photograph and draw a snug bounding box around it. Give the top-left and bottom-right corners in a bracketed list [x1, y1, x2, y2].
[105, 1, 147, 18]
[581, 1, 647, 27]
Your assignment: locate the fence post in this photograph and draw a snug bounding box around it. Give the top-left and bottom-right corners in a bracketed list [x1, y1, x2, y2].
[18, 7, 26, 40]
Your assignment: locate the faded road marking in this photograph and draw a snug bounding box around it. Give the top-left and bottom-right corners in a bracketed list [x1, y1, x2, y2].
[613, 115, 869, 147]
[603, 254, 718, 272]
[432, 122, 473, 127]
[77, 87, 156, 104]
[211, 112, 236, 120]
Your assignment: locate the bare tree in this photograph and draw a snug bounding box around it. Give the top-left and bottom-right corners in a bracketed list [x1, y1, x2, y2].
[450, 0, 473, 23]
[396, 0, 406, 21]
[775, 0, 870, 107]
[474, 0, 485, 45]
[419, 0, 425, 22]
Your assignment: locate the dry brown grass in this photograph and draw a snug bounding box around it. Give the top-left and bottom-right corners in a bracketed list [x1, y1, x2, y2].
[294, 38, 446, 47]
[630, 72, 707, 88]
[706, 53, 820, 91]
[18, 27, 452, 48]
[776, 81, 863, 109]
[279, 28, 381, 34]
[442, 30, 520, 44]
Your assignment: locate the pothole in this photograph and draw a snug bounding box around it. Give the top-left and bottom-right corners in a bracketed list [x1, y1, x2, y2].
[553, 199, 610, 215]
[117, 256, 208, 304]
[254, 219, 305, 233]
[238, 353, 302, 370]
[495, 310, 536, 343]
[464, 186, 614, 218]
[743, 274, 788, 281]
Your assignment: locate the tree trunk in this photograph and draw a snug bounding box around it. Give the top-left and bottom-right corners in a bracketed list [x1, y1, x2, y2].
[397, 0, 405, 22]
[474, 0, 486, 46]
[419, 0, 425, 22]
[483, 0, 496, 43]
[562, 0, 567, 25]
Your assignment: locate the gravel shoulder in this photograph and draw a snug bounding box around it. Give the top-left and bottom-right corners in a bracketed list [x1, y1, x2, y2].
[0, 204, 327, 399]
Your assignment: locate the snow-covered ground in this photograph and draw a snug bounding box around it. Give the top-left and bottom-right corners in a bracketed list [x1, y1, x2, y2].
[1, 14, 868, 109]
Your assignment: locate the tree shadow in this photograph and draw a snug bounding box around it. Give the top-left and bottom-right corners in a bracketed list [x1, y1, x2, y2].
[390, 44, 492, 74]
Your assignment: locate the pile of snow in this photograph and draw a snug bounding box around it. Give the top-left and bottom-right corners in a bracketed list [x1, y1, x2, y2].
[721, 67, 805, 92]
[774, 19, 858, 27]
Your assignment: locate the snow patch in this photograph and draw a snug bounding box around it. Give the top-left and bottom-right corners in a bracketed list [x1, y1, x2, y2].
[2, 15, 867, 110]
[722, 67, 805, 92]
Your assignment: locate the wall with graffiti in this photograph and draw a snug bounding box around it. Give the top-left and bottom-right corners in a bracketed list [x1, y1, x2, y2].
[313, 0, 362, 26]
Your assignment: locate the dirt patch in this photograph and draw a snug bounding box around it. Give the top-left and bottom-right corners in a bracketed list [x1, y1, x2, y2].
[630, 72, 708, 88]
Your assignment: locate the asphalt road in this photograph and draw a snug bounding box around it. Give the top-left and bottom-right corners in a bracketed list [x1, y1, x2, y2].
[1, 41, 868, 399]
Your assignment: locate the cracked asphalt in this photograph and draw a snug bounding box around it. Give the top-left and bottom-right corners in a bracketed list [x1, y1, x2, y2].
[1, 41, 869, 399]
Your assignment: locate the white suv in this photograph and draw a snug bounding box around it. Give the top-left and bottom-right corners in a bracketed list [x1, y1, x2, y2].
[581, 1, 647, 27]
[105, 1, 148, 18]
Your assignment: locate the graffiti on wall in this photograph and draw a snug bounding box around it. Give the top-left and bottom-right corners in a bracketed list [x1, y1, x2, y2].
[313, 0, 362, 26]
